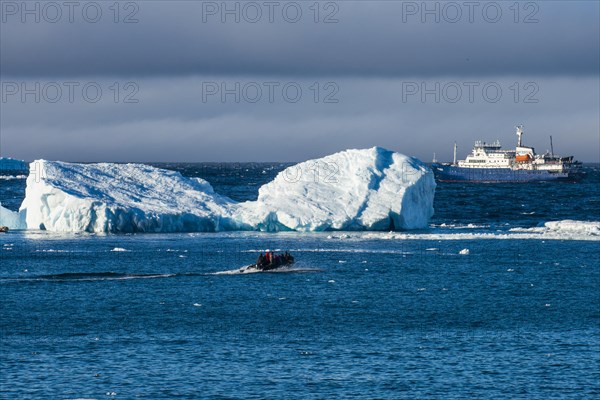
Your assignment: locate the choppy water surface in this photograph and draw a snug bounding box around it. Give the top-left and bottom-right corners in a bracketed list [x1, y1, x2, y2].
[1, 164, 599, 399]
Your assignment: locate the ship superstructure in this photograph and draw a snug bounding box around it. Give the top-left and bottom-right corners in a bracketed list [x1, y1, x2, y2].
[434, 126, 581, 182]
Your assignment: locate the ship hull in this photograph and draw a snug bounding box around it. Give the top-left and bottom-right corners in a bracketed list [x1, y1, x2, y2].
[433, 164, 576, 182]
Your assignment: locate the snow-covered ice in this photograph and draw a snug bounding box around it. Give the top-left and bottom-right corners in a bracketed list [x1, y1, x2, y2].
[238, 147, 435, 231]
[20, 160, 238, 232]
[17, 147, 436, 233]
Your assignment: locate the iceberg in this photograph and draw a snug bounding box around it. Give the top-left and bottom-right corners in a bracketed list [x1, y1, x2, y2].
[18, 147, 435, 233]
[239, 147, 435, 231]
[0, 157, 28, 172]
[0, 203, 25, 229]
[20, 161, 239, 233]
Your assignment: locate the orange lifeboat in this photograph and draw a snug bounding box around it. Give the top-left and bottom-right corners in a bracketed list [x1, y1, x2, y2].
[515, 154, 531, 162]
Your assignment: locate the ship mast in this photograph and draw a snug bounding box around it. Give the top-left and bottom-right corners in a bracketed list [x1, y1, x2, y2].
[516, 125, 524, 147]
[453, 142, 457, 165]
[550, 135, 554, 157]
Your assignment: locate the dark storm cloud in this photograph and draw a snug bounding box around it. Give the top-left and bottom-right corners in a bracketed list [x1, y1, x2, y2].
[1, 1, 598, 78]
[2, 76, 599, 162]
[1, 1, 598, 163]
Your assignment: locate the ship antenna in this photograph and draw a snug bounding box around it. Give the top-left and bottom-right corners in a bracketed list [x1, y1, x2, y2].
[453, 142, 457, 165]
[550, 135, 554, 157]
[516, 125, 524, 147]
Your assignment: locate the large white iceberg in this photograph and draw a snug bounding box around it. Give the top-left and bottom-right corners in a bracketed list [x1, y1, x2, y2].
[20, 161, 238, 232]
[239, 147, 435, 231]
[18, 147, 435, 233]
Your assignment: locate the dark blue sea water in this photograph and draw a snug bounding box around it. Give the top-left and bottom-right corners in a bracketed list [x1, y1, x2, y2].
[1, 164, 599, 399]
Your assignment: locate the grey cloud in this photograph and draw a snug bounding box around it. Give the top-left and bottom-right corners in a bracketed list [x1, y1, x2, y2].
[2, 76, 598, 162]
[1, 1, 598, 78]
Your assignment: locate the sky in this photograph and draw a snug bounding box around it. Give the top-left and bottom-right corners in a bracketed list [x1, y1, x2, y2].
[1, 0, 599, 162]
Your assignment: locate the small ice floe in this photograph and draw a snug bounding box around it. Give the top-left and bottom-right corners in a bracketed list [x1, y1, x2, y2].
[178, 255, 186, 258]
[507, 268, 514, 272]
[328, 279, 335, 283]
[278, 297, 286, 300]
[426, 248, 439, 251]
[417, 288, 426, 292]
[459, 248, 470, 255]
[351, 300, 359, 303]
[338, 260, 346, 264]
[361, 260, 368, 263]
[110, 247, 129, 252]
[193, 303, 202, 307]
[545, 303, 551, 307]
[364, 268, 369, 271]
[106, 392, 117, 397]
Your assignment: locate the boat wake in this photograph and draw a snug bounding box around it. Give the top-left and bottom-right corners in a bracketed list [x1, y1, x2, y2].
[211, 264, 323, 276]
[0, 271, 200, 283]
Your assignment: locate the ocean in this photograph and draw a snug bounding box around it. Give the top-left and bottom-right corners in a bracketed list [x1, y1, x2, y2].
[1, 163, 599, 399]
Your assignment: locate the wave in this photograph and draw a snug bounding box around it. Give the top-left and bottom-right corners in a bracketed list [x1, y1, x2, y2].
[0, 174, 27, 180]
[0, 271, 197, 283]
[340, 220, 600, 241]
[242, 248, 414, 255]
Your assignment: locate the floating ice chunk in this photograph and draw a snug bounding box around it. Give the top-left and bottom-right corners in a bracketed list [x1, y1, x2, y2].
[543, 220, 600, 236]
[459, 248, 470, 255]
[110, 247, 129, 252]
